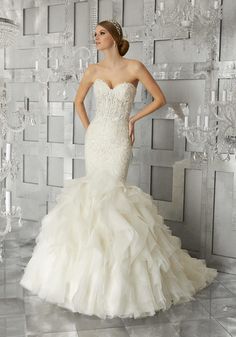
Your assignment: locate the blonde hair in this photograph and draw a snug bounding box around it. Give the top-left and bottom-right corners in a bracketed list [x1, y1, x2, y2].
[97, 20, 129, 56]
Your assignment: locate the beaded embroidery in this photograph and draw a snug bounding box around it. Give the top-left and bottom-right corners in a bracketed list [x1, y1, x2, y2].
[84, 79, 136, 182]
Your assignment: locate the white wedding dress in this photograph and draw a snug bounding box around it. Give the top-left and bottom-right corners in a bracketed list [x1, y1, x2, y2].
[20, 78, 217, 319]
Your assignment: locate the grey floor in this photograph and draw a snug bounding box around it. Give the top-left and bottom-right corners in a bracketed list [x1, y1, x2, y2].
[0, 219, 236, 337]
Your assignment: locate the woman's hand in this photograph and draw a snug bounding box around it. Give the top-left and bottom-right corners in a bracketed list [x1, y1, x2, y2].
[128, 118, 135, 145]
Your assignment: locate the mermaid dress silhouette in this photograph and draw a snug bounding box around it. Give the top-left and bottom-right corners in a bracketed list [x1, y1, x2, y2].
[20, 78, 217, 319]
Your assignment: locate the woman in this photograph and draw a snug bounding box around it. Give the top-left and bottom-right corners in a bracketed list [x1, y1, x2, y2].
[20, 19, 217, 320]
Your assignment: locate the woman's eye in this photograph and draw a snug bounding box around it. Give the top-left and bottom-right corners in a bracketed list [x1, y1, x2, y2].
[94, 31, 105, 37]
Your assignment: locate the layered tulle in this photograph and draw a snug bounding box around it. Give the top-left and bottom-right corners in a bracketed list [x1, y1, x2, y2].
[20, 170, 217, 319]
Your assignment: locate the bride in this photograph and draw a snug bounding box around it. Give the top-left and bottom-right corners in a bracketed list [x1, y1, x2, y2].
[20, 19, 217, 320]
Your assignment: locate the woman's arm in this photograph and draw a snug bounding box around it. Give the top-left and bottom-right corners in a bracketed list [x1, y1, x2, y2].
[74, 64, 95, 129]
[129, 61, 166, 124]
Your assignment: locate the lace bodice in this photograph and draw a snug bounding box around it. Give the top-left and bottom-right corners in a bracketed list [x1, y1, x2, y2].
[93, 79, 137, 121]
[84, 78, 136, 182]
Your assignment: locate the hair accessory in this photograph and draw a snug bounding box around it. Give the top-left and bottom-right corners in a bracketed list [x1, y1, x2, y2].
[107, 19, 122, 36]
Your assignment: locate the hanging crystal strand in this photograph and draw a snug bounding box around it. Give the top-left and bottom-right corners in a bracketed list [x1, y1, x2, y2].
[62, 0, 73, 69]
[64, 0, 73, 49]
[0, 85, 26, 261]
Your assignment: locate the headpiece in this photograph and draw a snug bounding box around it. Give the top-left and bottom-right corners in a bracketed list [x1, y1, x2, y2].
[107, 19, 122, 37]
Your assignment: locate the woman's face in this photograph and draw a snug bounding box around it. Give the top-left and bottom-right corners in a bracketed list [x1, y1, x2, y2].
[94, 25, 114, 50]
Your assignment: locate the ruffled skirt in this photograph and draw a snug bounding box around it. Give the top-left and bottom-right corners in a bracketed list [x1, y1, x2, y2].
[20, 170, 217, 319]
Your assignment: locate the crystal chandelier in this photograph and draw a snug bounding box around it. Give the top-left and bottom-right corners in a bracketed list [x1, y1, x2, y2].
[207, 87, 236, 160]
[0, 88, 36, 138]
[32, 45, 90, 100]
[152, 1, 234, 161]
[0, 87, 36, 262]
[173, 82, 236, 162]
[52, 45, 90, 99]
[32, 0, 91, 100]
[152, 0, 223, 54]
[0, 17, 19, 48]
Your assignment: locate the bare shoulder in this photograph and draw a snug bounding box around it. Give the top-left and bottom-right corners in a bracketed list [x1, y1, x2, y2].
[89, 62, 106, 71]
[124, 58, 145, 71]
[87, 62, 107, 76]
[85, 63, 97, 76]
[81, 63, 98, 83]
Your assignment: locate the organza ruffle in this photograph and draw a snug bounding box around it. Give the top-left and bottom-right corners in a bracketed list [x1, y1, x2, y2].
[20, 170, 217, 319]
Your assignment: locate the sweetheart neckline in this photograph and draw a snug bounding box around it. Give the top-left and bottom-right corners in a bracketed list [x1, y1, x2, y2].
[93, 78, 137, 91]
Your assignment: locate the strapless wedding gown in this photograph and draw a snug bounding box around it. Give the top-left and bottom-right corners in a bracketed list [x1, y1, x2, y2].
[20, 78, 217, 319]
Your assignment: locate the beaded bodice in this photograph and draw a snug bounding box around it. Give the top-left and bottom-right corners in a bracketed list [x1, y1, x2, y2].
[93, 78, 137, 121]
[84, 78, 137, 182]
